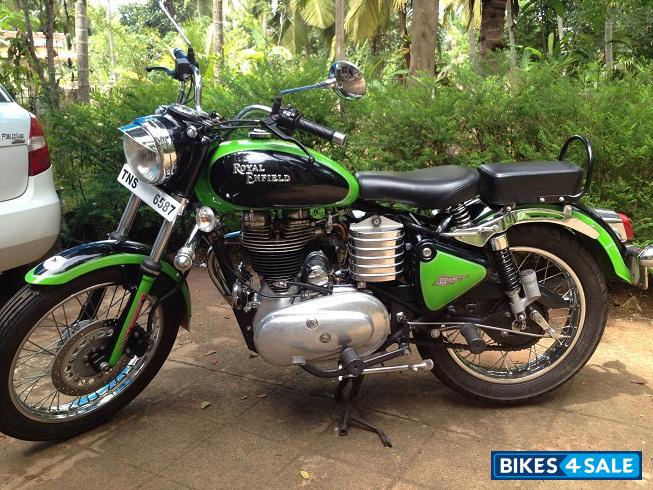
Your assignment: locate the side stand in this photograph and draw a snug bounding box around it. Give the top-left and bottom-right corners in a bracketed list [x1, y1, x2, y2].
[335, 375, 392, 448]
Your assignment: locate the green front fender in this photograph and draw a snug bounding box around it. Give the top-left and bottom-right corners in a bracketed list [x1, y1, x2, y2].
[25, 240, 191, 329]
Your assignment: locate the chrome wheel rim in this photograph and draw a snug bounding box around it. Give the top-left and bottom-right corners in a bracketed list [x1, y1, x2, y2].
[447, 247, 586, 384]
[9, 283, 163, 422]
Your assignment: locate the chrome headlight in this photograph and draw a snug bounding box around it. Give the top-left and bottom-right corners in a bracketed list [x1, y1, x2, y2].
[119, 116, 178, 185]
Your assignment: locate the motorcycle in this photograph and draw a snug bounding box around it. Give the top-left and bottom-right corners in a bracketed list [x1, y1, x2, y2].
[1, 1, 651, 446]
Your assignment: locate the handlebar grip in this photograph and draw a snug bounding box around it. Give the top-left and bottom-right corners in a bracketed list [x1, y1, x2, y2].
[296, 117, 348, 146]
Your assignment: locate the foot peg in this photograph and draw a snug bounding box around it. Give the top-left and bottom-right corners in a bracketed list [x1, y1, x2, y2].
[460, 323, 487, 354]
[340, 347, 364, 377]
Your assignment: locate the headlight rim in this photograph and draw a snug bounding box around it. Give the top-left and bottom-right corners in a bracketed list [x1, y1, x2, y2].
[120, 116, 178, 185]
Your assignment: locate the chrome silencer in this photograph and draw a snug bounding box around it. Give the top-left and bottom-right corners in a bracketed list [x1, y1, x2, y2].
[625, 244, 653, 290]
[638, 245, 653, 268]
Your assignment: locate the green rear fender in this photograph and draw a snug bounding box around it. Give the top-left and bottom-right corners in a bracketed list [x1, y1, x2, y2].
[475, 205, 632, 284]
[25, 240, 191, 329]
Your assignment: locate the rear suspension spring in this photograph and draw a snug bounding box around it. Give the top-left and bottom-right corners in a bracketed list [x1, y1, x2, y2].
[450, 204, 472, 229]
[490, 234, 520, 292]
[493, 249, 520, 292]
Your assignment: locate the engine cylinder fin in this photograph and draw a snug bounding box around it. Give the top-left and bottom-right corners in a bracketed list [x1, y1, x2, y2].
[242, 211, 315, 289]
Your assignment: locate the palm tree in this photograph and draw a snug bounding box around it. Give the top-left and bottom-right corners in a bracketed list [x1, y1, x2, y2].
[212, 0, 224, 80]
[604, 2, 614, 71]
[281, 0, 408, 59]
[478, 0, 507, 58]
[75, 0, 90, 103]
[107, 0, 117, 84]
[409, 0, 439, 76]
[344, 0, 405, 45]
[335, 0, 344, 59]
[442, 0, 481, 70]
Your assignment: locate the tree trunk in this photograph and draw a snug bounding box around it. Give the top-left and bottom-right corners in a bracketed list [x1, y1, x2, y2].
[107, 0, 117, 84]
[506, 0, 516, 67]
[45, 0, 59, 107]
[409, 0, 438, 76]
[469, 28, 479, 72]
[335, 0, 345, 60]
[479, 0, 506, 56]
[398, 4, 410, 72]
[212, 0, 224, 81]
[556, 15, 564, 43]
[262, 13, 269, 41]
[604, 6, 614, 72]
[18, 0, 47, 91]
[75, 0, 90, 103]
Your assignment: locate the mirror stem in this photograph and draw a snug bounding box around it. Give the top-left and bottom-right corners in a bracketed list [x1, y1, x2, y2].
[279, 82, 323, 96]
[158, 0, 193, 47]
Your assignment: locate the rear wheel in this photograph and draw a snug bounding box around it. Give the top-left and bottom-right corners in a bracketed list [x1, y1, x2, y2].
[0, 267, 180, 441]
[418, 225, 608, 403]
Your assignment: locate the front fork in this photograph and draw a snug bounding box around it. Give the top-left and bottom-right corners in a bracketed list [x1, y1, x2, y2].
[106, 193, 189, 367]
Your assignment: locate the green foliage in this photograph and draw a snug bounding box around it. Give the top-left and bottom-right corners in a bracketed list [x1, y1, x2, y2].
[45, 59, 653, 244]
[118, 0, 196, 37]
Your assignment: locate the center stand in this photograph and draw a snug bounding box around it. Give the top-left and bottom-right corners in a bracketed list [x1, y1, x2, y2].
[335, 375, 392, 448]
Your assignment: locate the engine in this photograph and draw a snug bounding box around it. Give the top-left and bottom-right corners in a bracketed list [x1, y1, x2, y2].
[230, 211, 405, 366]
[241, 210, 315, 290]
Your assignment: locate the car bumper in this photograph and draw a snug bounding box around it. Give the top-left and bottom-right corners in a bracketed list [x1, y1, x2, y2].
[0, 168, 60, 272]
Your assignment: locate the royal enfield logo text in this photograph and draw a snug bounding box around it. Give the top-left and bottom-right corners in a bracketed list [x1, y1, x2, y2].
[434, 275, 467, 286]
[233, 163, 291, 184]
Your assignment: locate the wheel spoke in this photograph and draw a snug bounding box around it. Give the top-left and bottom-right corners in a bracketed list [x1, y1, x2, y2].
[9, 282, 165, 423]
[450, 246, 584, 383]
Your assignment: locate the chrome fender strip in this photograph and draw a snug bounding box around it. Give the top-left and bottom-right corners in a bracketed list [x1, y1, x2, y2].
[441, 205, 600, 247]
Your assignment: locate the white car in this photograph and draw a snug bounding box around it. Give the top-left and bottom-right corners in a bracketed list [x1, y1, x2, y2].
[0, 84, 60, 293]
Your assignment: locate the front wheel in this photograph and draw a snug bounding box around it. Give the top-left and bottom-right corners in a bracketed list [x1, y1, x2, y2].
[417, 225, 608, 403]
[0, 267, 180, 441]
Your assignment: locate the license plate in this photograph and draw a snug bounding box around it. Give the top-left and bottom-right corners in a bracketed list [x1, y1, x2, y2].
[117, 164, 182, 222]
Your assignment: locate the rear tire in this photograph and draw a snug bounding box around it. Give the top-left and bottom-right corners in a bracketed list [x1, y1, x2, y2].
[418, 225, 608, 403]
[0, 267, 180, 441]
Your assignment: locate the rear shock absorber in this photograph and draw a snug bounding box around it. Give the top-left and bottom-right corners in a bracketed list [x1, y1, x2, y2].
[489, 234, 526, 323]
[450, 203, 472, 229]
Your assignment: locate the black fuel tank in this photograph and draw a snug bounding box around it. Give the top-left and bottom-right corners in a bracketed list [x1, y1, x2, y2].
[208, 148, 354, 208]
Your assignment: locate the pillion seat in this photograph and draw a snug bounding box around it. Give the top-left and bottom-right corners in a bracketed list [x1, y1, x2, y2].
[355, 166, 480, 209]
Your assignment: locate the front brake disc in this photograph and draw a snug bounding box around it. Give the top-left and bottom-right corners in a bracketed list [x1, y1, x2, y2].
[51, 320, 129, 396]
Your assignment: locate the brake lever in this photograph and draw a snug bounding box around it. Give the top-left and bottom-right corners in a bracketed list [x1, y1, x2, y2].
[146, 66, 176, 77]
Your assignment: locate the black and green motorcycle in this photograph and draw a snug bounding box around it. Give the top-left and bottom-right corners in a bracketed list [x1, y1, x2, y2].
[1, 2, 651, 446]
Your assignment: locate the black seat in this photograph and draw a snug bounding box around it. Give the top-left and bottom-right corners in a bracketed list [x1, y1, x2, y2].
[478, 161, 583, 206]
[356, 166, 480, 209]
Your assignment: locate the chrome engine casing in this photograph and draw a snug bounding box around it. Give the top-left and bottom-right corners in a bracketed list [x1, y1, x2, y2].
[252, 285, 391, 366]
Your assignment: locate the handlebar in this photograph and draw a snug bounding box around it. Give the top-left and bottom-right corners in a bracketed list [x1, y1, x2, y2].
[295, 117, 347, 146]
[146, 47, 203, 113]
[276, 106, 347, 146]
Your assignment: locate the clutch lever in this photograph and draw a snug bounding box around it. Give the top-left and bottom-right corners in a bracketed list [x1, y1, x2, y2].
[260, 118, 315, 163]
[146, 66, 176, 77]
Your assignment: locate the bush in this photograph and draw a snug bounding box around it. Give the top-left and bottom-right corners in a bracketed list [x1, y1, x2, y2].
[44, 59, 653, 245]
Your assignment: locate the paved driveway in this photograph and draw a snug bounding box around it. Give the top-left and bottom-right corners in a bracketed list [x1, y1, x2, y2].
[1, 271, 652, 489]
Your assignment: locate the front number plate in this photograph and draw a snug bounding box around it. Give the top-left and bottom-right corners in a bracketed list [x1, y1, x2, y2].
[117, 164, 182, 222]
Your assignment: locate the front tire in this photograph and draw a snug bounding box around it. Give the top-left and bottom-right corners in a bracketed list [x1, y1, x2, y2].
[418, 225, 608, 403]
[0, 267, 180, 441]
